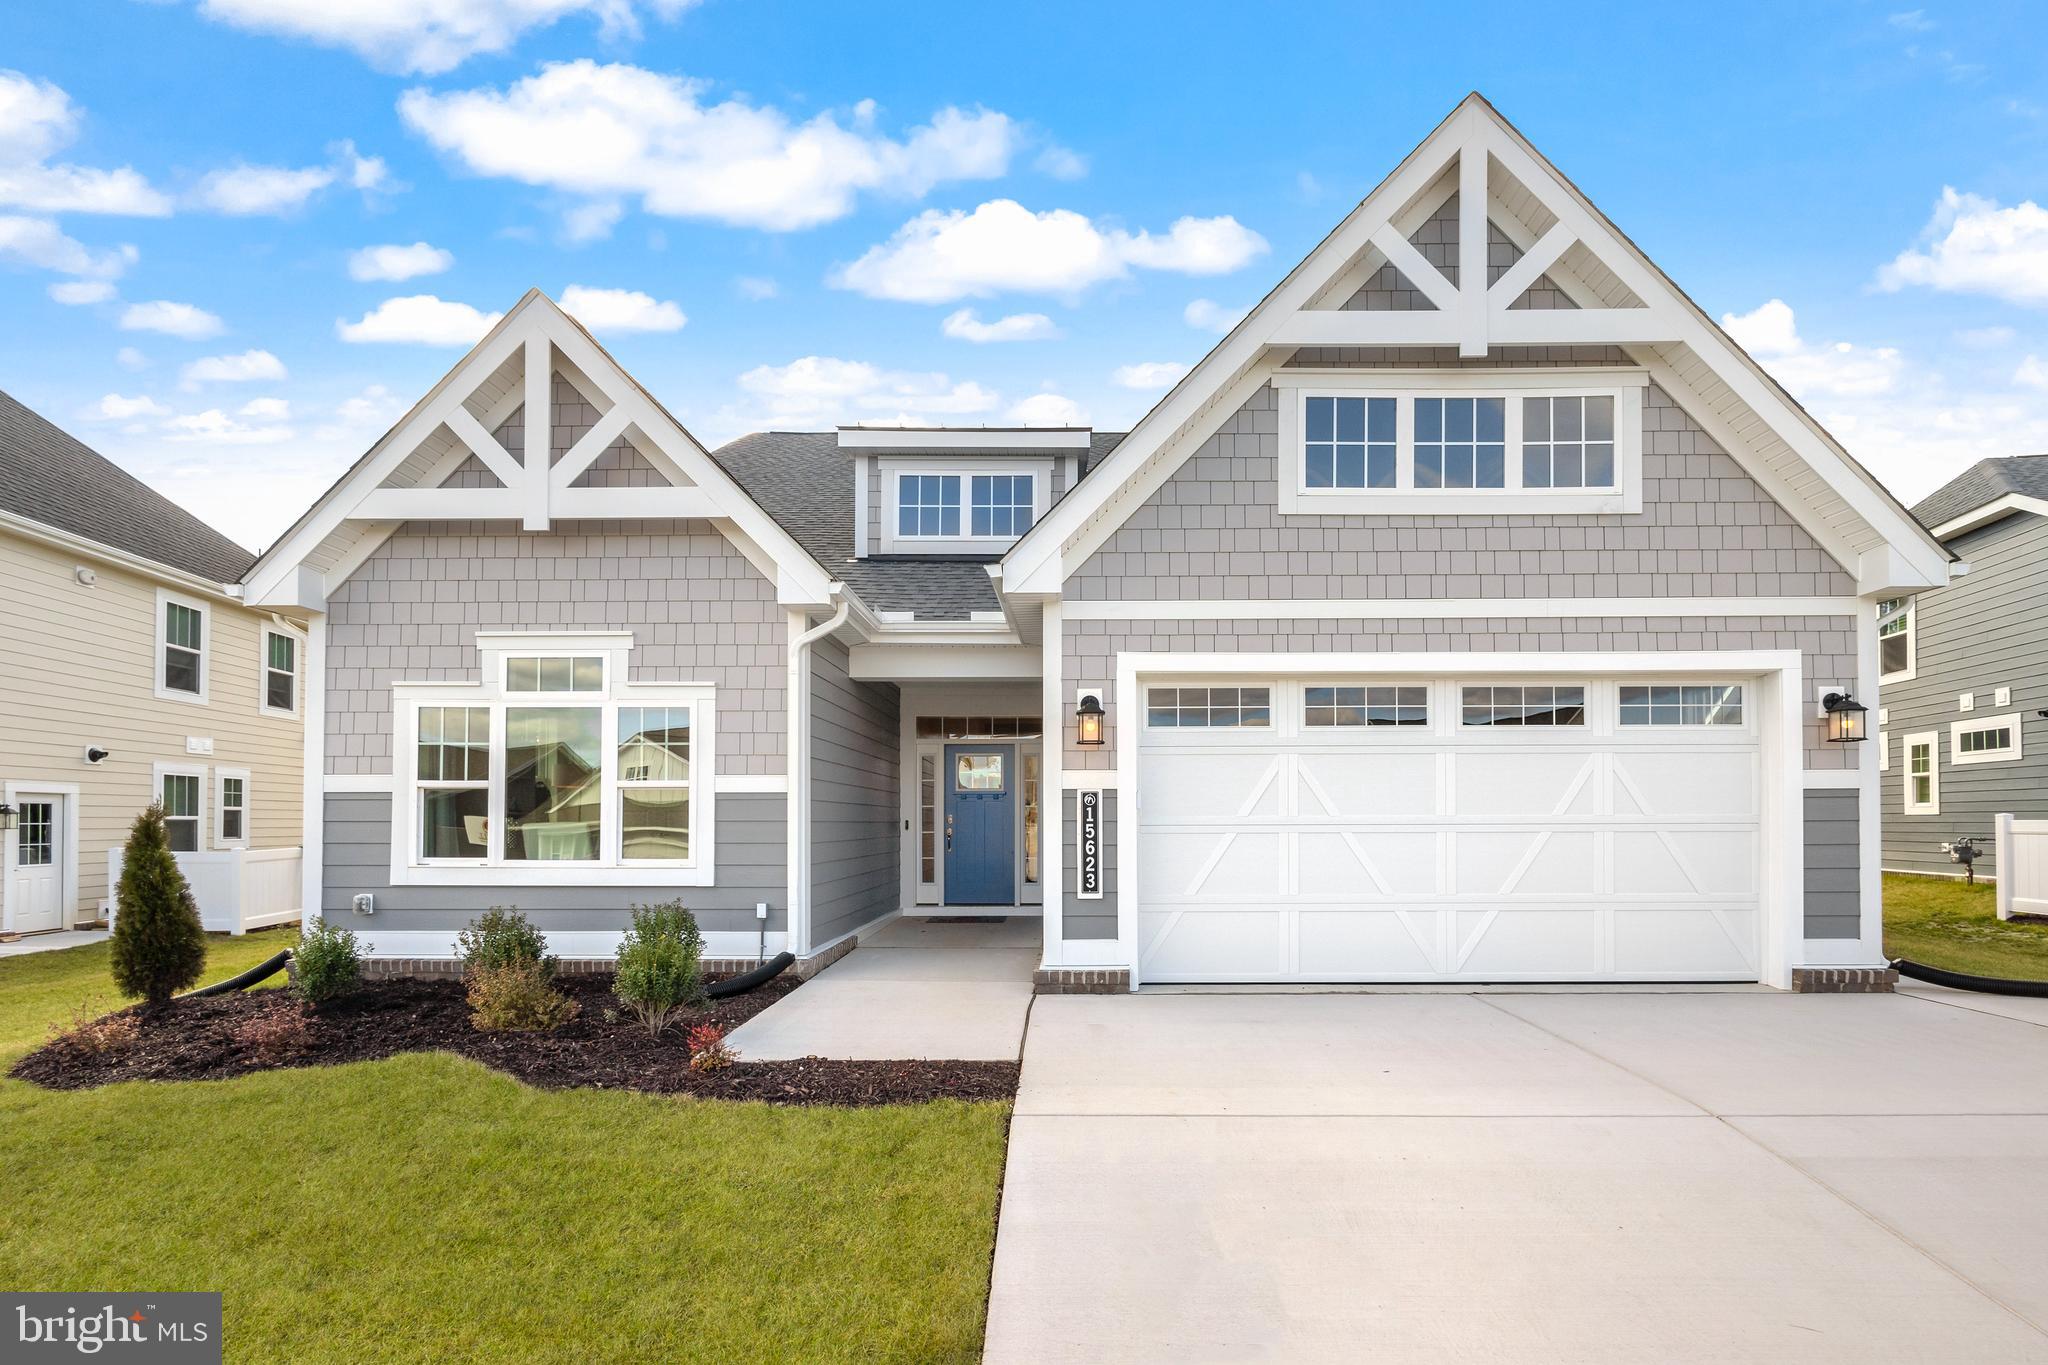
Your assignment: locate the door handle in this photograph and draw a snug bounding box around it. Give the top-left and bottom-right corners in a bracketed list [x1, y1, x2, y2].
[946, 813, 954, 850]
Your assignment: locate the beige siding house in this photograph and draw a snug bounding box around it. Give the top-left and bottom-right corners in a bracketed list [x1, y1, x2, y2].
[0, 390, 306, 936]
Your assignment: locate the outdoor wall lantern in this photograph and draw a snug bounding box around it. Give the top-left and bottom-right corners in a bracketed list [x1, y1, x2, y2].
[1821, 691, 1869, 743]
[0, 804, 16, 832]
[1075, 691, 1106, 747]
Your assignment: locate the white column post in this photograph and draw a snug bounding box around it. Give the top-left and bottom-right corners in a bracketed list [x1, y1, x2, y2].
[785, 607, 810, 957]
[1856, 596, 1885, 959]
[298, 613, 326, 932]
[1039, 598, 1064, 968]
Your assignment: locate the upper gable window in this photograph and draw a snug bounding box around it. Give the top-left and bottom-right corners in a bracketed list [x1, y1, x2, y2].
[882, 461, 1047, 552]
[970, 474, 1035, 536]
[1878, 598, 1915, 682]
[898, 474, 961, 538]
[1276, 370, 1645, 516]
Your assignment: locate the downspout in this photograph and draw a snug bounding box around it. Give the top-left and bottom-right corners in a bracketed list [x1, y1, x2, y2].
[787, 590, 850, 960]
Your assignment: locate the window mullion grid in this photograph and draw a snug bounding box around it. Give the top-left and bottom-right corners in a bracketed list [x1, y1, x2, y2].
[1506, 396, 1525, 492]
[1396, 394, 1414, 491]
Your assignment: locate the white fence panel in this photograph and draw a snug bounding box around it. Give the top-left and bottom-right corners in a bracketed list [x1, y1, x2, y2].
[1993, 814, 2048, 921]
[107, 846, 303, 935]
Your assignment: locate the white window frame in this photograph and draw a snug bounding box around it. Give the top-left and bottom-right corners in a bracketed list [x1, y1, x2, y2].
[214, 767, 251, 849]
[1458, 680, 1594, 730]
[1615, 682, 1748, 729]
[1903, 732, 1939, 814]
[1878, 731, 1889, 771]
[390, 632, 718, 887]
[1951, 713, 2022, 767]
[878, 456, 1053, 554]
[154, 588, 210, 705]
[153, 761, 207, 853]
[259, 623, 303, 719]
[1274, 368, 1646, 516]
[1878, 597, 1916, 684]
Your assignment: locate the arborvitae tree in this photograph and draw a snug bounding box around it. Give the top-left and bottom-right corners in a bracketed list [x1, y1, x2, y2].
[109, 803, 207, 1007]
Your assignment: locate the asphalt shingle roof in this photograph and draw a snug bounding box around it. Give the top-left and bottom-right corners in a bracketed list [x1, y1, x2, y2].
[0, 387, 254, 581]
[711, 429, 1125, 621]
[1912, 454, 2048, 534]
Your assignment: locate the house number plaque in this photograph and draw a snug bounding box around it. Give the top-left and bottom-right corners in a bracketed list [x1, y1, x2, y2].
[1078, 789, 1103, 900]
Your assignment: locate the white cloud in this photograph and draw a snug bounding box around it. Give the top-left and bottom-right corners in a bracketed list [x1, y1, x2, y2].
[48, 278, 114, 304]
[734, 275, 777, 301]
[238, 396, 292, 420]
[559, 198, 623, 244]
[1876, 187, 2048, 306]
[2015, 355, 2048, 390]
[0, 215, 137, 278]
[0, 71, 171, 216]
[1183, 297, 1248, 333]
[1956, 325, 2016, 348]
[398, 60, 1019, 232]
[733, 355, 999, 428]
[348, 240, 453, 281]
[321, 384, 406, 439]
[190, 162, 335, 215]
[86, 393, 169, 421]
[163, 407, 295, 444]
[120, 299, 225, 338]
[116, 346, 148, 370]
[1112, 361, 1188, 390]
[558, 284, 685, 333]
[195, 0, 698, 76]
[336, 293, 503, 345]
[1887, 9, 1935, 32]
[834, 199, 1267, 303]
[1034, 145, 1087, 180]
[180, 348, 288, 387]
[941, 308, 1059, 343]
[336, 139, 391, 193]
[1720, 298, 1903, 398]
[1008, 392, 1086, 426]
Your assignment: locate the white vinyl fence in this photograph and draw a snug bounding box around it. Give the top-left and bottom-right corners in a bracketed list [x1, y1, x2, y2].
[107, 846, 303, 935]
[1993, 814, 2048, 921]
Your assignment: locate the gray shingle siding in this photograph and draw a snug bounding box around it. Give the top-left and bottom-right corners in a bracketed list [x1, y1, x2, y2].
[1880, 510, 2048, 878]
[1803, 788, 1860, 939]
[809, 636, 900, 945]
[1060, 790, 1117, 941]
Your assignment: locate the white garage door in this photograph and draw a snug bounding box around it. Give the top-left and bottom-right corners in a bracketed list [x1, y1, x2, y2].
[1136, 677, 1762, 983]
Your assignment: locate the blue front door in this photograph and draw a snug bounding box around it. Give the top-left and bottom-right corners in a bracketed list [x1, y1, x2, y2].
[944, 744, 1015, 905]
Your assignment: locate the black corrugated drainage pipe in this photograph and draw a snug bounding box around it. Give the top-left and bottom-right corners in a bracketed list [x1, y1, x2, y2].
[1892, 958, 2048, 998]
[175, 950, 293, 1000]
[706, 952, 794, 999]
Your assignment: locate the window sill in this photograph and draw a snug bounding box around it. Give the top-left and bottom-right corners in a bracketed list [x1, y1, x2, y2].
[394, 863, 713, 888]
[154, 685, 211, 706]
[1278, 487, 1641, 517]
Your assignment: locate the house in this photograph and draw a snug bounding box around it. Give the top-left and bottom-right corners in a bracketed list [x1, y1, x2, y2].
[244, 95, 1948, 990]
[0, 389, 307, 937]
[1878, 455, 2048, 880]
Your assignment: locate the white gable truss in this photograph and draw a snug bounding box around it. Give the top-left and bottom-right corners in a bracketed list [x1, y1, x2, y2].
[245, 290, 835, 611]
[1002, 94, 1950, 598]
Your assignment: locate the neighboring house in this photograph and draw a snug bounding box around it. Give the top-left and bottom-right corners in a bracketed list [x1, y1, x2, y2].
[0, 389, 307, 936]
[245, 95, 1948, 990]
[1878, 456, 2048, 879]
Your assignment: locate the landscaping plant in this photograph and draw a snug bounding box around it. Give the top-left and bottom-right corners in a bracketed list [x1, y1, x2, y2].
[49, 1002, 138, 1056]
[612, 901, 707, 1036]
[232, 1003, 309, 1062]
[455, 906, 556, 979]
[292, 920, 364, 1005]
[686, 1023, 735, 1071]
[467, 958, 580, 1032]
[108, 803, 207, 1007]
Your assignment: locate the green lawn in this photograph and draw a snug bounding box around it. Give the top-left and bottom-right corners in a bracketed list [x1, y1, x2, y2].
[0, 932, 1010, 1363]
[1884, 872, 2048, 981]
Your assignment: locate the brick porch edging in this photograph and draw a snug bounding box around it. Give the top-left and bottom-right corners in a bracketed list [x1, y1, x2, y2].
[1033, 968, 1131, 994]
[1790, 966, 1898, 993]
[357, 935, 858, 982]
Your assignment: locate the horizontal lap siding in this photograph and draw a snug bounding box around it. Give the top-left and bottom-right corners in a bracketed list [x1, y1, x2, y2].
[1803, 788, 1860, 939]
[1880, 513, 2048, 878]
[809, 637, 900, 945]
[322, 790, 785, 934]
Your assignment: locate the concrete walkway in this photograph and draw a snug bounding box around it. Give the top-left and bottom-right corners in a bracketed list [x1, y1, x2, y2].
[985, 988, 2048, 1363]
[723, 916, 1036, 1061]
[0, 929, 108, 958]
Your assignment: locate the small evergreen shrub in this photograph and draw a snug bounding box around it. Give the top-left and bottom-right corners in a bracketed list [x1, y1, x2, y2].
[467, 960, 579, 1032]
[686, 1023, 735, 1071]
[612, 901, 706, 1036]
[293, 920, 363, 1005]
[109, 803, 207, 1007]
[456, 906, 556, 979]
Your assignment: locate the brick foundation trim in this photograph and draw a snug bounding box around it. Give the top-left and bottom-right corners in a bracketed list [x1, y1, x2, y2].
[794, 935, 857, 979]
[1790, 966, 1898, 993]
[1033, 967, 1131, 995]
[361, 955, 793, 982]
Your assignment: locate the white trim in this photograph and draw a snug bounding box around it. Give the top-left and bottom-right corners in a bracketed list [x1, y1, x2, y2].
[348, 928, 790, 961]
[1062, 596, 1859, 622]
[713, 774, 788, 793]
[787, 596, 851, 955]
[302, 615, 325, 931]
[1877, 731, 1888, 772]
[879, 459, 1050, 555]
[838, 427, 1091, 451]
[848, 644, 1041, 680]
[212, 766, 251, 850]
[259, 621, 303, 719]
[1040, 600, 1065, 962]
[0, 507, 246, 604]
[1802, 768, 1864, 789]
[1059, 770, 1124, 791]
[3, 781, 81, 934]
[153, 588, 210, 705]
[323, 772, 392, 794]
[1929, 492, 2048, 541]
[852, 453, 870, 558]
[153, 760, 208, 853]
[1903, 732, 1940, 815]
[1951, 713, 2023, 766]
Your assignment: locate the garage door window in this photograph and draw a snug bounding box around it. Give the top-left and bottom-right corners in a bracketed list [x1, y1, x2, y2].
[1304, 685, 1427, 727]
[1146, 686, 1271, 728]
[1618, 684, 1744, 727]
[1460, 684, 1585, 727]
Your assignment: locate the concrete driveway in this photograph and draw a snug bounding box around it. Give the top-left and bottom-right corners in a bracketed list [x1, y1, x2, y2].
[984, 989, 2048, 1363]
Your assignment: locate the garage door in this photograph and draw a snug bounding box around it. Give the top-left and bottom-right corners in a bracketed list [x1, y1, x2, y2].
[1136, 677, 1762, 983]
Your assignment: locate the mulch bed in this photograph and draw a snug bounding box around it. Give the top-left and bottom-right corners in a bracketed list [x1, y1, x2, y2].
[11, 973, 1019, 1107]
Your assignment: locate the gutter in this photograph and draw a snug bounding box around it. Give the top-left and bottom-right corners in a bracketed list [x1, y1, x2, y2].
[786, 589, 851, 959]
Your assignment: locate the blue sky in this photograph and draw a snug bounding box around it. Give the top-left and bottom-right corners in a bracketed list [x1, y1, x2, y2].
[5, 1, 2048, 551]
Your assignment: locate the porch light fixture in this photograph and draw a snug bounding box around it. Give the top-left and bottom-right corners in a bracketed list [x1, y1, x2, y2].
[0, 804, 16, 832]
[1075, 692, 1106, 747]
[1821, 691, 1869, 744]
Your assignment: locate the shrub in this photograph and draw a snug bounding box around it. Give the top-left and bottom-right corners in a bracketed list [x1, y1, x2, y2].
[109, 803, 207, 1007]
[456, 906, 556, 980]
[686, 1023, 735, 1071]
[468, 960, 579, 1032]
[612, 901, 707, 1036]
[233, 1003, 309, 1062]
[293, 920, 363, 1005]
[50, 1002, 139, 1056]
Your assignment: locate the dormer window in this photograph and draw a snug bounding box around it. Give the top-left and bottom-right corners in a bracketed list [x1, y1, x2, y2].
[877, 461, 1050, 553]
[1276, 369, 1645, 516]
[898, 474, 962, 537]
[970, 474, 1035, 536]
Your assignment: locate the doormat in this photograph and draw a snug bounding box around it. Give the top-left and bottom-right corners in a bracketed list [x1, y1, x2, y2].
[926, 916, 1009, 925]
